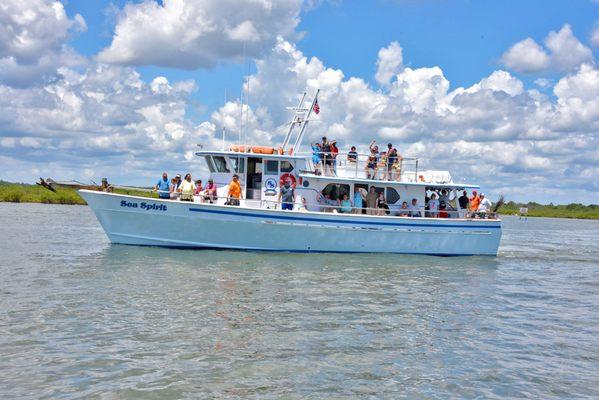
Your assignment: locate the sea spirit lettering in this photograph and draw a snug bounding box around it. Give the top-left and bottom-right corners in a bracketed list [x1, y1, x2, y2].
[120, 200, 167, 211]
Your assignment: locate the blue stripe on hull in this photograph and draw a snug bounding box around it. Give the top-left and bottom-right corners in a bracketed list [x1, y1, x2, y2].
[189, 207, 500, 230]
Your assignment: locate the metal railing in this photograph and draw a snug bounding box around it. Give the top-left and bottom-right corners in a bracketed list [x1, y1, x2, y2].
[296, 150, 419, 182]
[151, 190, 499, 219]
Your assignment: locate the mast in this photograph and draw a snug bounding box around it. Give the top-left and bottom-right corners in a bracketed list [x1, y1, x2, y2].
[281, 92, 307, 151]
[292, 89, 320, 153]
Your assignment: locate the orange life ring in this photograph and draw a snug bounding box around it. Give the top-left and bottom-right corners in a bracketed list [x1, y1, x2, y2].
[251, 146, 274, 154]
[279, 173, 297, 187]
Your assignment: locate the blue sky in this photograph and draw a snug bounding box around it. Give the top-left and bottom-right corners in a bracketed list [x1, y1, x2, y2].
[62, 0, 599, 113]
[1, 0, 598, 203]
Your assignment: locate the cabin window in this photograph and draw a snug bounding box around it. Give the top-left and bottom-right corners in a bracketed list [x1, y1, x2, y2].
[205, 156, 216, 173]
[265, 160, 279, 175]
[280, 160, 294, 173]
[322, 183, 350, 200]
[386, 187, 400, 204]
[212, 156, 230, 173]
[230, 157, 245, 173]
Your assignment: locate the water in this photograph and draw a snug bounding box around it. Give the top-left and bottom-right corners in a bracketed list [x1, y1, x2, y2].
[1, 203, 598, 399]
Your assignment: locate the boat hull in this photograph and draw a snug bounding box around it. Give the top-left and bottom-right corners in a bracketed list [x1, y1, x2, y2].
[79, 190, 501, 256]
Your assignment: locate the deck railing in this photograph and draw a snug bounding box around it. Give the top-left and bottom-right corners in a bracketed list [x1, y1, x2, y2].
[296, 151, 420, 182]
[152, 190, 498, 219]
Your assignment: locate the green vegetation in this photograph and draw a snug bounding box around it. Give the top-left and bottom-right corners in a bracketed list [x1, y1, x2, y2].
[0, 180, 154, 205]
[498, 201, 599, 220]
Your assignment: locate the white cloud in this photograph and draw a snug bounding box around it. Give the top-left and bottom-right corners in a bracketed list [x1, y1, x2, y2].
[0, 0, 86, 87]
[97, 0, 302, 69]
[501, 25, 594, 74]
[0, 18, 597, 203]
[545, 24, 593, 72]
[501, 38, 549, 73]
[375, 41, 403, 86]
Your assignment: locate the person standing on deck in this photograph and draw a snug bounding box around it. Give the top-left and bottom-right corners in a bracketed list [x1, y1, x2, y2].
[154, 172, 170, 199]
[353, 186, 365, 214]
[179, 173, 195, 202]
[227, 174, 242, 206]
[366, 186, 378, 215]
[477, 193, 493, 213]
[386, 143, 398, 181]
[428, 193, 440, 217]
[469, 190, 480, 212]
[458, 190, 469, 217]
[278, 178, 296, 210]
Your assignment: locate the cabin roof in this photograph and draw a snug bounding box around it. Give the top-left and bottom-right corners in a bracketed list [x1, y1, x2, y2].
[298, 173, 480, 189]
[195, 150, 306, 160]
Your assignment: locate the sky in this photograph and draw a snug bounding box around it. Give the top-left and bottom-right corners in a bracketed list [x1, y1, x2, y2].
[0, 0, 598, 204]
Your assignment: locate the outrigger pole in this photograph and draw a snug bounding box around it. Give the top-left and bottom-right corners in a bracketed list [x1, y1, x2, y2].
[281, 92, 307, 151]
[292, 89, 320, 153]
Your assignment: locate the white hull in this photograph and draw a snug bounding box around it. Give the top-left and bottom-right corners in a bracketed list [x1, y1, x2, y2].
[79, 190, 501, 256]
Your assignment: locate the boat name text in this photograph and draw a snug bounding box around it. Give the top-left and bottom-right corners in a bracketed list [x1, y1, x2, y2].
[120, 200, 167, 211]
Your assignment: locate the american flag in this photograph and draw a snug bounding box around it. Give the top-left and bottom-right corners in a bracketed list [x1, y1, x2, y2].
[313, 99, 320, 115]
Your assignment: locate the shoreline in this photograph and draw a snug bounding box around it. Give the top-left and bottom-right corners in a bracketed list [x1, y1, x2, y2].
[1, 181, 597, 220]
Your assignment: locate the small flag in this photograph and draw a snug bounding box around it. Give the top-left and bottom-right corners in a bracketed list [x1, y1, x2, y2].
[313, 99, 320, 115]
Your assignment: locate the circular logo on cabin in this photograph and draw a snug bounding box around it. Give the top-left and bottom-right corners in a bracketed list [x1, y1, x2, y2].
[265, 178, 277, 190]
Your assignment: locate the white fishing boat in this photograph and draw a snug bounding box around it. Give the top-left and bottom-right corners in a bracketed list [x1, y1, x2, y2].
[80, 91, 501, 256]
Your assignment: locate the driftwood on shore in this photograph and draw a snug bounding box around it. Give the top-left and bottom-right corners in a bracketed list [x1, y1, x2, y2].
[37, 177, 114, 193]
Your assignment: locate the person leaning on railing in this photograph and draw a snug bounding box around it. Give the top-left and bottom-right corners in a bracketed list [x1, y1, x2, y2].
[179, 173, 195, 202]
[203, 179, 217, 203]
[154, 172, 171, 199]
[278, 178, 296, 211]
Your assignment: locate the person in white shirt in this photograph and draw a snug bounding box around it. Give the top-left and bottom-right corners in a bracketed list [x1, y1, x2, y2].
[477, 193, 493, 213]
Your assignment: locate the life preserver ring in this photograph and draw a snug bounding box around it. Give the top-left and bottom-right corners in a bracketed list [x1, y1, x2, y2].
[279, 173, 297, 187]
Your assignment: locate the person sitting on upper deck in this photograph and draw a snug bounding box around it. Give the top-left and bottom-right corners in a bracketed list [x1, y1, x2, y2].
[179, 173, 195, 202]
[409, 198, 422, 217]
[278, 177, 295, 211]
[154, 172, 170, 199]
[347, 146, 358, 163]
[226, 174, 242, 206]
[399, 201, 410, 217]
[339, 194, 353, 213]
[203, 178, 217, 203]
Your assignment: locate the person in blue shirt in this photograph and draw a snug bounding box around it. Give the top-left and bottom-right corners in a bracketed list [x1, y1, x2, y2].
[154, 172, 170, 199]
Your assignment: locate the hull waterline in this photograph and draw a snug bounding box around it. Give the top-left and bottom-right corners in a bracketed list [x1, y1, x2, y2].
[79, 190, 501, 256]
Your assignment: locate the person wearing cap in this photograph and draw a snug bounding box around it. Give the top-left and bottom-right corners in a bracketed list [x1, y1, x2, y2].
[203, 178, 217, 204]
[226, 174, 242, 206]
[321, 136, 333, 176]
[154, 172, 170, 199]
[477, 193, 493, 214]
[469, 190, 480, 212]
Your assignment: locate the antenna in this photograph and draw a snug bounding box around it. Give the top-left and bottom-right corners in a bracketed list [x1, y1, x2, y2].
[292, 89, 320, 153]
